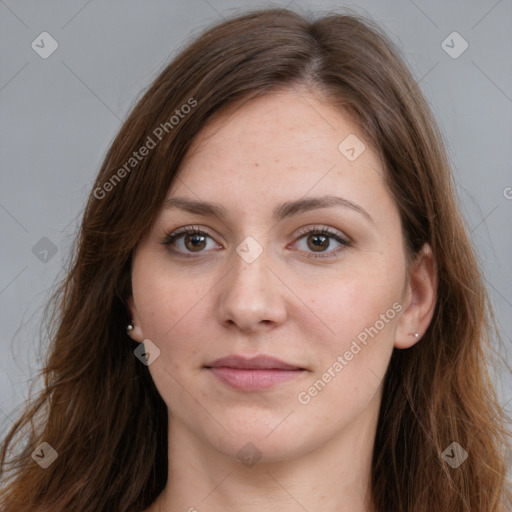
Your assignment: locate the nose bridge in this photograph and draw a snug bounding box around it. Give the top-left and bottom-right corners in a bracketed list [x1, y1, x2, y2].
[231, 241, 268, 293]
[217, 236, 286, 330]
[228, 238, 273, 302]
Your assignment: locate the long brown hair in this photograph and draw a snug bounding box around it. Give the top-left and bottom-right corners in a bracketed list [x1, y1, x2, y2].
[1, 7, 510, 511]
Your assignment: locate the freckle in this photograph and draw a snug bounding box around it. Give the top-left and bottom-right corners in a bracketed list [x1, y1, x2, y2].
[255, 162, 259, 167]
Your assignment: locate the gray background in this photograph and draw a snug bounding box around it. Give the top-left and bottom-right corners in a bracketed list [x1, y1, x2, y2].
[1, 0, 511, 450]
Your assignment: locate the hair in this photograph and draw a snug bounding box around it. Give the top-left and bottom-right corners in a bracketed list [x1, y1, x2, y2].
[1, 7, 510, 512]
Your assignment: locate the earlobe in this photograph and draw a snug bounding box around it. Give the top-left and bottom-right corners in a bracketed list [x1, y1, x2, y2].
[126, 296, 145, 343]
[394, 243, 438, 349]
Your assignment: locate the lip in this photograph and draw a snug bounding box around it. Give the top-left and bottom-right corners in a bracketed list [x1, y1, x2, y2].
[205, 355, 306, 392]
[206, 355, 303, 370]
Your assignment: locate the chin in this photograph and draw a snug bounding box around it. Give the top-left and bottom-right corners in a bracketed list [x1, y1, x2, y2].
[200, 414, 319, 464]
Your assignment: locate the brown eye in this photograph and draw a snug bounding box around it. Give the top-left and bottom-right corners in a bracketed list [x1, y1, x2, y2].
[162, 227, 217, 256]
[293, 226, 350, 259]
[307, 233, 330, 252]
[184, 233, 207, 252]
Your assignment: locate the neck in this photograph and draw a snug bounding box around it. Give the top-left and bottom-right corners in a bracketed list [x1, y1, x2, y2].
[154, 396, 381, 512]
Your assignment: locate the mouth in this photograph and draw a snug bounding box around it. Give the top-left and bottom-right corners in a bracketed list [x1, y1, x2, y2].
[204, 355, 307, 392]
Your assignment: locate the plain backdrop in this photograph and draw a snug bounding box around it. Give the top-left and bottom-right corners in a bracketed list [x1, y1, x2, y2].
[1, 0, 511, 452]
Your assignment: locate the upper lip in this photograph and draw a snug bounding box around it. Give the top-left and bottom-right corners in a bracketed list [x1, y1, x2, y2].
[205, 355, 303, 370]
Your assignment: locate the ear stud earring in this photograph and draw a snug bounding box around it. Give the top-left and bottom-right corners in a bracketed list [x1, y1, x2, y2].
[127, 323, 134, 332]
[408, 332, 419, 338]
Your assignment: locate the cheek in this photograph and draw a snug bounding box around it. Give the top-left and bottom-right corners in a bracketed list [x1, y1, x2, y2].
[131, 250, 208, 340]
[130, 258, 208, 409]
[303, 257, 404, 347]
[294, 250, 404, 406]
[294, 282, 400, 420]
[130, 254, 224, 402]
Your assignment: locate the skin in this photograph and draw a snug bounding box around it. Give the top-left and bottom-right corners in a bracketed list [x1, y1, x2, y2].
[128, 87, 438, 512]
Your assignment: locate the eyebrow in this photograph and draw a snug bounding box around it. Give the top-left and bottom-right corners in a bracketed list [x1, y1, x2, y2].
[162, 194, 374, 225]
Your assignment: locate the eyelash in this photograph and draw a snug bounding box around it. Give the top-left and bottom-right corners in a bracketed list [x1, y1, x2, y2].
[160, 225, 351, 260]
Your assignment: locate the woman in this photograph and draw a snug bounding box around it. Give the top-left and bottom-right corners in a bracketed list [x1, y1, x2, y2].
[1, 7, 510, 512]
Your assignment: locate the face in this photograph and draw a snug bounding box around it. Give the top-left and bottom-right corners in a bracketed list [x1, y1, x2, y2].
[128, 88, 420, 463]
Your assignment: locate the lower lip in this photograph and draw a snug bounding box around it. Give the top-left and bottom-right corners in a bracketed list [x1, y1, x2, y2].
[207, 367, 304, 391]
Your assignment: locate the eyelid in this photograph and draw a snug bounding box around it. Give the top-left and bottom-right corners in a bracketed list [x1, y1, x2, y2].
[166, 225, 212, 237]
[294, 224, 351, 243]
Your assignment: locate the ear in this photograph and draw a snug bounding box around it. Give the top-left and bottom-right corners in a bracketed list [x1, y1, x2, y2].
[126, 295, 145, 343]
[395, 243, 438, 349]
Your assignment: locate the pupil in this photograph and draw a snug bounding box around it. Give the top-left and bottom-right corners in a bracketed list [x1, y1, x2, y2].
[186, 234, 206, 251]
[309, 234, 328, 251]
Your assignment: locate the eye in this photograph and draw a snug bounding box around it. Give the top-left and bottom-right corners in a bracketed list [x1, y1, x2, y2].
[161, 226, 219, 257]
[161, 225, 351, 259]
[291, 226, 351, 259]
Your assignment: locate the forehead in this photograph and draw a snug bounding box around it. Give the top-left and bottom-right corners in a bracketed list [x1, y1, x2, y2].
[181, 89, 376, 168]
[181, 88, 383, 176]
[168, 89, 392, 223]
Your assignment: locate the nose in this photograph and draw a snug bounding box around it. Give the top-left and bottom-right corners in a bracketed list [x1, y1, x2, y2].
[216, 244, 287, 333]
